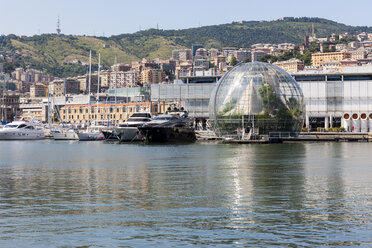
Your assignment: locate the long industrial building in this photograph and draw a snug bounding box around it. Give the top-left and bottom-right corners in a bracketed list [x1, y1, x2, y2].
[293, 66, 372, 132]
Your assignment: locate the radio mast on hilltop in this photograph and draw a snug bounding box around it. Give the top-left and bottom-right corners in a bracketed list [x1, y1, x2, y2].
[56, 16, 61, 35]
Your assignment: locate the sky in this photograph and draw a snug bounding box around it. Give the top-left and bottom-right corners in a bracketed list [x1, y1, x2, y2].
[1, 0, 372, 37]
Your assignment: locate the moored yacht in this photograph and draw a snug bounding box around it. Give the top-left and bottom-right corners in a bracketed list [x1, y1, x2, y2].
[114, 112, 152, 142]
[77, 122, 106, 141]
[0, 119, 45, 140]
[53, 128, 79, 140]
[102, 128, 119, 140]
[138, 107, 196, 143]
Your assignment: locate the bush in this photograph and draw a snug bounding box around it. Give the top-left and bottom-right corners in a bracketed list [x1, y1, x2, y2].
[327, 127, 345, 132]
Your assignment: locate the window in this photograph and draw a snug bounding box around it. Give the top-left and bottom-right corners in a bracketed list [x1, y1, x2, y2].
[327, 75, 342, 81]
[295, 75, 326, 81]
[344, 75, 372, 81]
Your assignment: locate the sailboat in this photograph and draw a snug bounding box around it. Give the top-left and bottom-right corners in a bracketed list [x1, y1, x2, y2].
[52, 78, 79, 140]
[102, 55, 120, 140]
[78, 51, 105, 141]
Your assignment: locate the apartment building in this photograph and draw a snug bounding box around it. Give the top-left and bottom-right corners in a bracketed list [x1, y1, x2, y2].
[172, 49, 192, 61]
[109, 70, 137, 88]
[0, 93, 20, 122]
[140, 69, 165, 84]
[312, 52, 351, 67]
[49, 79, 80, 96]
[274, 58, 305, 73]
[30, 83, 47, 98]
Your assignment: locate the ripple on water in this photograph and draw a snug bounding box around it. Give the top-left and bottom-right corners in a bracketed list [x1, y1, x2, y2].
[0, 141, 372, 247]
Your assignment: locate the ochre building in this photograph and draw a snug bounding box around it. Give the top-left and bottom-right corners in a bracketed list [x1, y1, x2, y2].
[60, 101, 170, 124]
[312, 52, 351, 67]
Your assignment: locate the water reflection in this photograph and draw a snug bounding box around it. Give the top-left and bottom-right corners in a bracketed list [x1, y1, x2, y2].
[0, 141, 372, 247]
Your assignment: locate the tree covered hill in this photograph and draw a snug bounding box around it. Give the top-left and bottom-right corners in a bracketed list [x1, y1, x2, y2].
[1, 17, 372, 78]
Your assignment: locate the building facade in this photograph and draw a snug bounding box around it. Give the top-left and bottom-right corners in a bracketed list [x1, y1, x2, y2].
[274, 58, 305, 73]
[109, 70, 137, 88]
[49, 79, 80, 96]
[0, 93, 20, 122]
[151, 82, 216, 118]
[140, 69, 165, 84]
[172, 49, 192, 61]
[60, 102, 154, 124]
[30, 83, 47, 98]
[312, 52, 352, 67]
[293, 67, 372, 131]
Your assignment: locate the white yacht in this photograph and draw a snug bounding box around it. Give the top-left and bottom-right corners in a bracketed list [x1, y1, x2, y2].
[114, 112, 152, 142]
[53, 128, 79, 140]
[0, 119, 45, 140]
[77, 126, 105, 141]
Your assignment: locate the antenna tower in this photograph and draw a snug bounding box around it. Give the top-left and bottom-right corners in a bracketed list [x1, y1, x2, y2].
[57, 16, 61, 35]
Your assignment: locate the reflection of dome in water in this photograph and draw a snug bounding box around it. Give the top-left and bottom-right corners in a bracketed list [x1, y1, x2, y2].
[209, 62, 305, 137]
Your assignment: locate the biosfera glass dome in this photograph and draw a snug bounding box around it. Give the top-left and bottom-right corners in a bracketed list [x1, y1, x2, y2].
[209, 62, 305, 137]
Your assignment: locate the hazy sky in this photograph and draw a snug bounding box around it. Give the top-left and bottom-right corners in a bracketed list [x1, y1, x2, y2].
[1, 0, 372, 36]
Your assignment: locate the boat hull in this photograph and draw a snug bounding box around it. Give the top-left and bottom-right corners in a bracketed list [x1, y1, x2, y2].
[53, 131, 79, 140]
[139, 126, 196, 143]
[115, 127, 143, 142]
[0, 130, 45, 140]
[102, 130, 119, 140]
[77, 132, 104, 141]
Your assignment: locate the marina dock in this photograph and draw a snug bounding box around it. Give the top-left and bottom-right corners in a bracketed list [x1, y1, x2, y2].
[201, 132, 372, 144]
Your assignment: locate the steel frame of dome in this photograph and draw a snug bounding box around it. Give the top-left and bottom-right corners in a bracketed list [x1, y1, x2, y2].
[209, 62, 305, 138]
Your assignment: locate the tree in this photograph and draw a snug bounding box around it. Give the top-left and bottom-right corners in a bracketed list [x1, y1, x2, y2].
[259, 54, 273, 63]
[230, 56, 237, 66]
[3, 62, 16, 74]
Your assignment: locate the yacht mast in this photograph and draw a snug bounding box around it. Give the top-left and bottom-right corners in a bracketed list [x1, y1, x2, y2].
[64, 78, 67, 123]
[114, 55, 117, 126]
[96, 52, 100, 123]
[88, 50, 92, 125]
[126, 68, 128, 120]
[1, 78, 4, 123]
[47, 84, 50, 126]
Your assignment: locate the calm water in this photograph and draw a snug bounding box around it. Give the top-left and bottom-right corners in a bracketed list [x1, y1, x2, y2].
[1, 140, 372, 247]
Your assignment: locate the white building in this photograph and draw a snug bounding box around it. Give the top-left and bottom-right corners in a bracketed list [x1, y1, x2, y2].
[293, 65, 372, 132]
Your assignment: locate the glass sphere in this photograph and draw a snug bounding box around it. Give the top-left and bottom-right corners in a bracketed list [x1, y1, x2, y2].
[209, 62, 305, 137]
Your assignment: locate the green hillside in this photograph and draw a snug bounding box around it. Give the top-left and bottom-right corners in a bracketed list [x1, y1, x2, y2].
[1, 17, 372, 78]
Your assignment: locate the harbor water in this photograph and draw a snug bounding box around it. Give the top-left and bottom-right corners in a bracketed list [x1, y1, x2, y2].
[1, 140, 372, 247]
